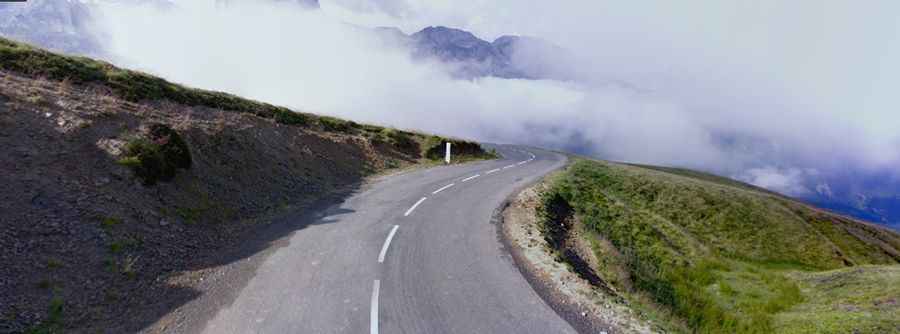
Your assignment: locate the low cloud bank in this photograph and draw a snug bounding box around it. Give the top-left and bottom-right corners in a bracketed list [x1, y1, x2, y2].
[93, 1, 900, 216]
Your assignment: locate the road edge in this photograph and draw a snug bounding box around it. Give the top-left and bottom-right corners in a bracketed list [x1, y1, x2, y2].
[492, 157, 630, 334]
[144, 156, 501, 334]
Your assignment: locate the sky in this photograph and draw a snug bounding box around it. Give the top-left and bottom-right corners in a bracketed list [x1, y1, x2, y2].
[92, 0, 900, 199]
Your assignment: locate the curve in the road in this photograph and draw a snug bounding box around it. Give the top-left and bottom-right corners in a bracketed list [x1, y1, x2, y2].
[370, 148, 539, 333]
[200, 145, 573, 334]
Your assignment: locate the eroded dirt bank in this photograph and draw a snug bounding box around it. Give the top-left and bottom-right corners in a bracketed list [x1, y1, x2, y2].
[499, 178, 656, 334]
[0, 71, 442, 333]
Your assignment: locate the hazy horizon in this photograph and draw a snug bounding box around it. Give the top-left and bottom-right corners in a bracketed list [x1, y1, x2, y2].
[13, 0, 898, 223]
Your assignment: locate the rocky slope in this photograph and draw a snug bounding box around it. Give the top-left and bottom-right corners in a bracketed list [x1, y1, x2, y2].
[0, 37, 491, 333]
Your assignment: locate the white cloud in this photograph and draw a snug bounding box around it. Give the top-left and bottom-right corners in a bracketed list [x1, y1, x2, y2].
[92, 0, 900, 200]
[737, 167, 815, 197]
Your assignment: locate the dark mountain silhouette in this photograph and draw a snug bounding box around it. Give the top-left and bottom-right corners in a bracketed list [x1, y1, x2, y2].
[375, 25, 576, 80]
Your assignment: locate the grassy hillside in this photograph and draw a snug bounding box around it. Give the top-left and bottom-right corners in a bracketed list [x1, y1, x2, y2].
[0, 36, 491, 161]
[539, 159, 900, 333]
[0, 37, 494, 333]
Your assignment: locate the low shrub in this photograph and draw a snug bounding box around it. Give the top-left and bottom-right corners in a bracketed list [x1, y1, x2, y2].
[100, 217, 122, 229]
[46, 258, 62, 269]
[274, 109, 310, 125]
[117, 123, 192, 185]
[380, 129, 419, 154]
[109, 242, 124, 254]
[319, 116, 357, 133]
[424, 138, 491, 161]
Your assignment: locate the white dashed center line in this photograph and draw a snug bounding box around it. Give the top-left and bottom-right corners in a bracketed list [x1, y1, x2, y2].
[370, 149, 542, 334]
[378, 225, 399, 263]
[432, 183, 455, 194]
[404, 197, 427, 216]
[371, 280, 380, 334]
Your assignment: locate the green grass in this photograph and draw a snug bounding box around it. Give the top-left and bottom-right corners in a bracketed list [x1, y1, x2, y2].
[108, 241, 124, 254]
[100, 217, 122, 229]
[373, 128, 419, 154]
[108, 235, 142, 255]
[540, 159, 900, 333]
[46, 258, 62, 269]
[175, 206, 205, 224]
[774, 266, 900, 333]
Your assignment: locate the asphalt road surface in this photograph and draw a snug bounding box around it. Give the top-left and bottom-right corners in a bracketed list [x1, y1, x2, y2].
[201, 145, 574, 334]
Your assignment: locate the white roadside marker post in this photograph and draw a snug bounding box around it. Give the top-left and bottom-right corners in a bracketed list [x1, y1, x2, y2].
[444, 142, 451, 164]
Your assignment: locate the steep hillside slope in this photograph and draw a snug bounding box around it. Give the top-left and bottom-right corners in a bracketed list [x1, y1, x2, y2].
[535, 159, 900, 333]
[0, 37, 493, 333]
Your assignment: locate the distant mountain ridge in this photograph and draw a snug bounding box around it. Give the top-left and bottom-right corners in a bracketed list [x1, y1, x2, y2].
[378, 26, 576, 80]
[0, 0, 101, 56]
[0, 0, 318, 57]
[0, 3, 567, 81]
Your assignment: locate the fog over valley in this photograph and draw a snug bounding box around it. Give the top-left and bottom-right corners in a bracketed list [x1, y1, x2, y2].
[3, 0, 899, 229]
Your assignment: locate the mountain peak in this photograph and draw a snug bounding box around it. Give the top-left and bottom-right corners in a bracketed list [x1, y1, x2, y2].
[411, 26, 484, 49]
[405, 26, 574, 80]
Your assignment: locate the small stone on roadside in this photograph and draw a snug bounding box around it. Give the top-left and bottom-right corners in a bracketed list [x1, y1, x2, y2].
[159, 220, 169, 226]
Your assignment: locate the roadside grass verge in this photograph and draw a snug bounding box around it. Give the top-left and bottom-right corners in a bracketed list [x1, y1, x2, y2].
[540, 159, 900, 333]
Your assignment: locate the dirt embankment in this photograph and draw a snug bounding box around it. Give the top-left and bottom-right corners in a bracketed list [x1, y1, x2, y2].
[0, 71, 434, 333]
[500, 180, 656, 334]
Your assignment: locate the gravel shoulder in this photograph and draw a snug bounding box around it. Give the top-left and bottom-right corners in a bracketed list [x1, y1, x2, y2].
[498, 175, 656, 334]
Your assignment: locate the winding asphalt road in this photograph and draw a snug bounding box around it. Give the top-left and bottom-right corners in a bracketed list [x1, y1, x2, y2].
[200, 145, 573, 333]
